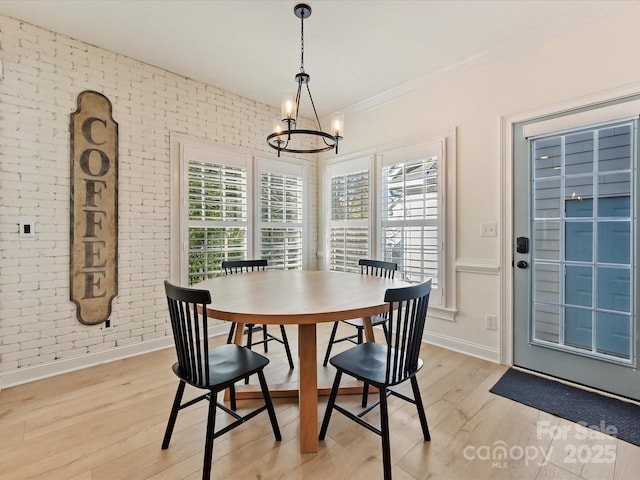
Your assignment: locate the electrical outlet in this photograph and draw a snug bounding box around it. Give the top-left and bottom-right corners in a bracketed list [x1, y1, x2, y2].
[102, 319, 114, 330]
[485, 314, 497, 331]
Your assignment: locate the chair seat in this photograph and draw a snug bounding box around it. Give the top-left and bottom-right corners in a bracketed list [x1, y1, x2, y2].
[343, 313, 387, 328]
[329, 342, 423, 387]
[173, 343, 269, 389]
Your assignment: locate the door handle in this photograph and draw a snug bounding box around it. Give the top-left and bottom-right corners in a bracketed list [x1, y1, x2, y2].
[517, 260, 528, 269]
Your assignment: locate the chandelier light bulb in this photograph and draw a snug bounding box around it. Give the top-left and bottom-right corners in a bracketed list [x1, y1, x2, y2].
[281, 93, 295, 121]
[331, 112, 344, 138]
[272, 117, 284, 135]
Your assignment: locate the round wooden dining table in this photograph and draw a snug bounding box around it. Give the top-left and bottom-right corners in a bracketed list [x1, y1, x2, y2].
[196, 269, 410, 453]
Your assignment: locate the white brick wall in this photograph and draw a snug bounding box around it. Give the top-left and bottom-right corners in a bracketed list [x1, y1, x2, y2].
[0, 15, 318, 383]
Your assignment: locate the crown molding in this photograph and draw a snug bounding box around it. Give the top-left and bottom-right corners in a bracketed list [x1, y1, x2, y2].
[343, 3, 637, 117]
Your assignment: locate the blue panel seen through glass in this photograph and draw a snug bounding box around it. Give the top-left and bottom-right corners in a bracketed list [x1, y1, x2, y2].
[598, 221, 630, 264]
[599, 196, 630, 217]
[565, 198, 593, 217]
[565, 265, 593, 307]
[565, 307, 592, 350]
[597, 267, 631, 313]
[565, 222, 593, 262]
[596, 312, 630, 358]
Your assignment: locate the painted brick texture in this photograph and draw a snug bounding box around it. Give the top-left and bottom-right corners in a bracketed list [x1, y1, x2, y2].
[0, 16, 318, 379]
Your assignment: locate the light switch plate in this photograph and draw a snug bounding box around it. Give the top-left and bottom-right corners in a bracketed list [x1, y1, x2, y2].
[19, 219, 35, 238]
[480, 222, 497, 237]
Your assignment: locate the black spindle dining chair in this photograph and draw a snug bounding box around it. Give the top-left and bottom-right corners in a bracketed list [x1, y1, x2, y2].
[162, 280, 281, 480]
[319, 280, 432, 480]
[322, 259, 397, 367]
[222, 259, 294, 371]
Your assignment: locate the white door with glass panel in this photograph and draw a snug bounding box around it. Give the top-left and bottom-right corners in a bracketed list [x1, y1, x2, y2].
[513, 110, 640, 400]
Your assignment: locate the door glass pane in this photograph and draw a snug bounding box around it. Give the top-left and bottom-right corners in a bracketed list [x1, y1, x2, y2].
[534, 179, 561, 218]
[565, 131, 594, 175]
[565, 198, 593, 217]
[565, 222, 593, 262]
[596, 312, 631, 357]
[534, 263, 560, 304]
[565, 307, 592, 350]
[529, 119, 634, 363]
[599, 124, 632, 172]
[600, 196, 630, 217]
[597, 267, 630, 312]
[565, 265, 592, 307]
[564, 175, 593, 217]
[598, 221, 630, 264]
[534, 304, 560, 343]
[534, 221, 560, 261]
[533, 137, 561, 178]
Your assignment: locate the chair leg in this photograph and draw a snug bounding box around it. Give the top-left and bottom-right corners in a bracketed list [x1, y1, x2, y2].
[257, 370, 282, 441]
[226, 323, 236, 344]
[162, 380, 186, 449]
[263, 324, 269, 353]
[379, 387, 392, 480]
[244, 325, 254, 384]
[322, 321, 340, 367]
[362, 382, 369, 408]
[319, 370, 342, 440]
[410, 376, 430, 441]
[202, 391, 218, 480]
[279, 325, 295, 369]
[229, 383, 237, 411]
[357, 327, 363, 344]
[246, 324, 254, 350]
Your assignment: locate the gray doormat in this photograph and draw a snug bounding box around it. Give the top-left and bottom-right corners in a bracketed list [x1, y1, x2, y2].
[490, 368, 640, 446]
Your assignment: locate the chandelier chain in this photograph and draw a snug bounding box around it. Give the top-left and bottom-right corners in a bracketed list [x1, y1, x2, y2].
[299, 9, 305, 73]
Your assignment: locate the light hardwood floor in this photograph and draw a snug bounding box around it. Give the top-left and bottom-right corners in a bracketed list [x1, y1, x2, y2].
[1, 323, 639, 480]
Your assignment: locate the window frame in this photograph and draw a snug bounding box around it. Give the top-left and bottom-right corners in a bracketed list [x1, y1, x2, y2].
[325, 156, 373, 273]
[255, 157, 308, 270]
[170, 133, 310, 285]
[321, 129, 457, 316]
[377, 140, 446, 306]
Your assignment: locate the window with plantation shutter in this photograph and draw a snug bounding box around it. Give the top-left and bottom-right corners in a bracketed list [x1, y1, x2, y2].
[329, 168, 370, 273]
[172, 137, 310, 285]
[322, 134, 453, 311]
[187, 159, 248, 285]
[259, 169, 304, 270]
[381, 143, 442, 291]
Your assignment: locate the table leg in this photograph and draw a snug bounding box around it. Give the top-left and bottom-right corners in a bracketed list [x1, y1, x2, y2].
[233, 322, 245, 345]
[363, 316, 375, 343]
[298, 323, 318, 453]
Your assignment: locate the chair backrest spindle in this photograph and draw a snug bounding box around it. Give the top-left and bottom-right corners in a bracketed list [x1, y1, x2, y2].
[383, 280, 431, 385]
[222, 259, 268, 275]
[164, 281, 212, 386]
[359, 258, 397, 279]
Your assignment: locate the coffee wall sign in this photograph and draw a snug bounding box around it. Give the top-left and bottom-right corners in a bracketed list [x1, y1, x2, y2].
[70, 91, 118, 325]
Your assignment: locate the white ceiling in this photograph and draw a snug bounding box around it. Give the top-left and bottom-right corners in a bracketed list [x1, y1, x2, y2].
[0, 0, 632, 117]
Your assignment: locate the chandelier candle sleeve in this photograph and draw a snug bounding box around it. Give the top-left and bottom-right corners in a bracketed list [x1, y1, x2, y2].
[282, 93, 295, 123]
[331, 112, 344, 138]
[266, 3, 344, 156]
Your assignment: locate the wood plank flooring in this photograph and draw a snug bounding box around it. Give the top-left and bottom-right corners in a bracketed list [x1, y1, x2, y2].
[1, 322, 639, 479]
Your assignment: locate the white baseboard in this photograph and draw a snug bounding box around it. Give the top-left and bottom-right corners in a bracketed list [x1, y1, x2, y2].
[424, 330, 500, 363]
[0, 324, 230, 390]
[1, 324, 499, 390]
